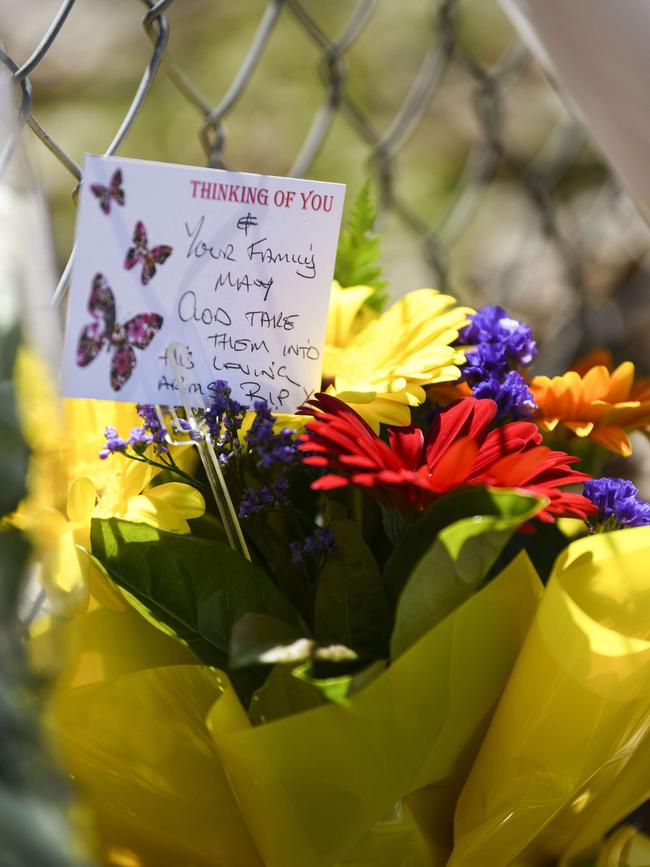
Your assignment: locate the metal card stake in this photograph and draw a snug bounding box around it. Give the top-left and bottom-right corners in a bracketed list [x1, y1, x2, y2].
[160, 339, 251, 561]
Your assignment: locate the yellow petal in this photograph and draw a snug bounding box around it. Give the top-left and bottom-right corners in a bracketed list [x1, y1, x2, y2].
[325, 281, 375, 348]
[327, 289, 471, 402]
[122, 456, 158, 498]
[329, 387, 377, 405]
[63, 399, 140, 483]
[354, 397, 413, 431]
[43, 529, 89, 611]
[66, 477, 97, 523]
[237, 411, 307, 443]
[273, 413, 306, 434]
[15, 348, 65, 451]
[123, 494, 188, 534]
[76, 546, 128, 612]
[145, 482, 205, 520]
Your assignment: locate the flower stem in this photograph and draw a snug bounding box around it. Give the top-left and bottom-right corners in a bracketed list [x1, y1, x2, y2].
[123, 453, 211, 495]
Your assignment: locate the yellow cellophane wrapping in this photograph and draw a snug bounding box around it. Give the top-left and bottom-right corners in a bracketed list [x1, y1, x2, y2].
[33, 526, 650, 866]
[35, 551, 541, 867]
[449, 527, 650, 867]
[31, 601, 265, 867]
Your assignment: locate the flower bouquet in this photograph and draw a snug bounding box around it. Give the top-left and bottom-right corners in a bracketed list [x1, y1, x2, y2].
[12, 189, 650, 866]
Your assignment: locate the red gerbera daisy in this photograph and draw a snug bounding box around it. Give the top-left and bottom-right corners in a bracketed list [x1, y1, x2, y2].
[299, 394, 596, 523]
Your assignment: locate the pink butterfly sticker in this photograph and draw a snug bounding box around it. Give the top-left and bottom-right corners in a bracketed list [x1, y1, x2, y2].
[90, 169, 125, 215]
[76, 273, 163, 391]
[124, 220, 173, 286]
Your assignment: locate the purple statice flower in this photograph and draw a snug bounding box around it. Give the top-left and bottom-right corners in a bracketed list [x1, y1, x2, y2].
[460, 305, 537, 373]
[205, 380, 247, 463]
[471, 370, 537, 420]
[462, 342, 509, 381]
[174, 417, 201, 442]
[290, 527, 336, 570]
[134, 404, 169, 455]
[99, 407, 171, 460]
[457, 305, 537, 419]
[246, 399, 299, 468]
[238, 477, 290, 518]
[128, 426, 153, 448]
[584, 477, 650, 529]
[99, 426, 127, 459]
[615, 497, 650, 527]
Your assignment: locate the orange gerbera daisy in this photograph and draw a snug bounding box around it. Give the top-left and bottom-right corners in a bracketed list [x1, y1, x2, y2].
[530, 355, 650, 457]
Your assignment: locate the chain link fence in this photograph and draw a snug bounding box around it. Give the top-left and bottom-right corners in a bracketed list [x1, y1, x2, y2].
[1, 0, 650, 374]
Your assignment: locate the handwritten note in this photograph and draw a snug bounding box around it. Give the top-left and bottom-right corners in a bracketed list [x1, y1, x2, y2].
[61, 155, 345, 411]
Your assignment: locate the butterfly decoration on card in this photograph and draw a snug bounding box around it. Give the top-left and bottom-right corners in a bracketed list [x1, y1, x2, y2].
[76, 273, 163, 391]
[90, 169, 125, 215]
[124, 220, 173, 286]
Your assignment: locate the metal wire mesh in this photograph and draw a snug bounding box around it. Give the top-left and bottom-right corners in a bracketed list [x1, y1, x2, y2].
[1, 0, 650, 373]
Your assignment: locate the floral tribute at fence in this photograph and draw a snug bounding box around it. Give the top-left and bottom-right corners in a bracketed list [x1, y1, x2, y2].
[10, 188, 650, 867]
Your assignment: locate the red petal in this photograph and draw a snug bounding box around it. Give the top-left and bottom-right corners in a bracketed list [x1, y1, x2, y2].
[426, 398, 495, 473]
[523, 487, 597, 522]
[303, 393, 376, 438]
[388, 425, 425, 471]
[485, 447, 551, 487]
[311, 475, 350, 490]
[338, 454, 381, 469]
[429, 437, 478, 493]
[467, 421, 542, 479]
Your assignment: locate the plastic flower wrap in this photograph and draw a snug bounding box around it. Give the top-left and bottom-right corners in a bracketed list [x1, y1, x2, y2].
[37, 526, 650, 867]
[450, 527, 650, 867]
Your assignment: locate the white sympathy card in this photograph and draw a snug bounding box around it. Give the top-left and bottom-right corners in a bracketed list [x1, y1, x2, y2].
[61, 155, 345, 411]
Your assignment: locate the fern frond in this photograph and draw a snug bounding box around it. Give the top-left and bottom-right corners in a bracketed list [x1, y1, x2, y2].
[335, 182, 388, 311]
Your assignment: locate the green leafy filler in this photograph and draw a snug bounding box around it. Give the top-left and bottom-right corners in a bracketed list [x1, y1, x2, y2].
[334, 180, 388, 310]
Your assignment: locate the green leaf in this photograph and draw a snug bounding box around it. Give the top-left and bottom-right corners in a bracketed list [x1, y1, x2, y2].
[0, 529, 31, 626]
[241, 509, 312, 623]
[314, 519, 391, 658]
[390, 492, 543, 659]
[0, 325, 30, 518]
[90, 517, 305, 693]
[0, 527, 89, 866]
[334, 181, 388, 308]
[294, 663, 352, 703]
[383, 487, 544, 602]
[230, 613, 311, 669]
[248, 654, 388, 725]
[248, 662, 328, 725]
[298, 656, 387, 704]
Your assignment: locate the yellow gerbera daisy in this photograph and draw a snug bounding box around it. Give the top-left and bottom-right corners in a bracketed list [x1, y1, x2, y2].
[323, 287, 472, 431]
[531, 357, 650, 457]
[13, 350, 204, 607]
[325, 280, 378, 350]
[49, 399, 204, 536]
